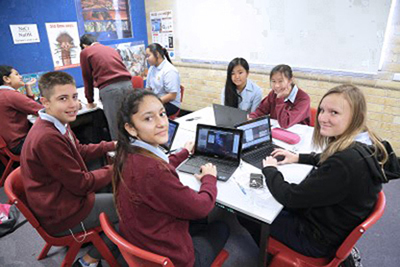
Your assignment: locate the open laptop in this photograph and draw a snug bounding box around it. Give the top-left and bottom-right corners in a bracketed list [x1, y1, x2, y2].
[235, 116, 283, 169]
[177, 124, 243, 181]
[213, 104, 248, 128]
[160, 119, 179, 154]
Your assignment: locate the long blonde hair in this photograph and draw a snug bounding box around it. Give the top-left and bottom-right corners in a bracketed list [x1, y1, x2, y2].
[313, 84, 388, 164]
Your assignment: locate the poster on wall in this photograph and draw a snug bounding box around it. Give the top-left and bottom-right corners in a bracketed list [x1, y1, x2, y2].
[9, 24, 40, 44]
[150, 10, 175, 59]
[109, 41, 147, 77]
[17, 72, 46, 99]
[75, 0, 133, 41]
[45, 22, 81, 70]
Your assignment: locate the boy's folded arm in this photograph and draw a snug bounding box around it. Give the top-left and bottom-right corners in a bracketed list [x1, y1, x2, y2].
[8, 91, 43, 115]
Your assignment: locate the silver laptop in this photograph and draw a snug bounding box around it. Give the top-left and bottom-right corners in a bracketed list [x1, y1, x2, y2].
[235, 116, 283, 169]
[177, 124, 243, 181]
[213, 104, 248, 128]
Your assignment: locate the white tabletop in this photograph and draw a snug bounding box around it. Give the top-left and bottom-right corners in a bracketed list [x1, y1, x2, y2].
[76, 87, 103, 114]
[173, 106, 316, 224]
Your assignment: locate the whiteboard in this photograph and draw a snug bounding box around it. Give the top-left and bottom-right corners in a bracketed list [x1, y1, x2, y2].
[176, 0, 391, 74]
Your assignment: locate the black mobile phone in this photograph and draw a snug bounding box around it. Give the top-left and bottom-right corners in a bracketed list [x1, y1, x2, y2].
[249, 173, 263, 188]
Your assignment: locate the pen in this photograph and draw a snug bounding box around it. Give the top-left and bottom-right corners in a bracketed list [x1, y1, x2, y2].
[234, 179, 247, 195]
[186, 116, 201, 121]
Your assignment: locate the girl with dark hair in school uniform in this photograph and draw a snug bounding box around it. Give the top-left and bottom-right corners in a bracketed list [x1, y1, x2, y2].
[221, 57, 263, 113]
[242, 84, 388, 263]
[145, 43, 181, 116]
[249, 64, 311, 128]
[112, 89, 229, 267]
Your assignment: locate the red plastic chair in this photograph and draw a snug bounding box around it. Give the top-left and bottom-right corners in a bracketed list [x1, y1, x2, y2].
[131, 76, 144, 89]
[0, 135, 20, 187]
[169, 85, 185, 120]
[4, 168, 120, 267]
[310, 107, 317, 127]
[267, 191, 386, 267]
[100, 212, 229, 267]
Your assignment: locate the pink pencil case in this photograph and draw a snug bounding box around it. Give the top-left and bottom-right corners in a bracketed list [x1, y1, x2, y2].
[271, 128, 301, 144]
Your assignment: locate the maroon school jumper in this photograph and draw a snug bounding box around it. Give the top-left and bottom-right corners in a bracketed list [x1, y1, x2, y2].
[80, 43, 131, 103]
[0, 87, 42, 149]
[249, 87, 311, 128]
[20, 117, 115, 235]
[117, 149, 217, 267]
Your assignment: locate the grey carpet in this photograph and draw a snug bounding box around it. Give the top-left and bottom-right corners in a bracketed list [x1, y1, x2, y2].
[1, 180, 399, 267]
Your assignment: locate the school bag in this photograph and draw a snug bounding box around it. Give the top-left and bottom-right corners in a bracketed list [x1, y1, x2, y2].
[0, 203, 20, 237]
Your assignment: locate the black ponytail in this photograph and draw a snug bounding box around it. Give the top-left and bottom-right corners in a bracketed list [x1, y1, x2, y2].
[112, 89, 162, 214]
[147, 43, 173, 64]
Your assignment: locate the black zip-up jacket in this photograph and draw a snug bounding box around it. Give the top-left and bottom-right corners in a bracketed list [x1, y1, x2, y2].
[263, 142, 383, 249]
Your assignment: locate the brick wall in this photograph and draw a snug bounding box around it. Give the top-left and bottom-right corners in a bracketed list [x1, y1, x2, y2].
[145, 1, 400, 154]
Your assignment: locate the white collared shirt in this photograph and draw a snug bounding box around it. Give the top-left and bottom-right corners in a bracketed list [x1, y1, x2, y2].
[354, 132, 372, 145]
[146, 59, 181, 108]
[0, 85, 15, 91]
[38, 109, 68, 135]
[129, 138, 169, 163]
[220, 79, 263, 112]
[285, 85, 299, 103]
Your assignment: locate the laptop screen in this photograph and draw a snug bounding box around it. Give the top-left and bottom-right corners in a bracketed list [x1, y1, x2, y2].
[160, 120, 179, 152]
[236, 116, 271, 150]
[195, 125, 242, 160]
[213, 104, 248, 127]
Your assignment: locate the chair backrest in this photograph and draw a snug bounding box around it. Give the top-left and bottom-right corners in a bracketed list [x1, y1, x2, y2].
[310, 107, 317, 127]
[99, 213, 174, 267]
[132, 76, 144, 89]
[334, 191, 386, 262]
[4, 167, 41, 228]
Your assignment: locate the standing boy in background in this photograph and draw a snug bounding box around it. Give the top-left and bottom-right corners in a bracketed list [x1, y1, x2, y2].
[80, 33, 132, 140]
[21, 71, 118, 267]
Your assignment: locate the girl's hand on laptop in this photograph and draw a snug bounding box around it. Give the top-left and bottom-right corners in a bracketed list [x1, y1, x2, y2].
[195, 163, 217, 181]
[271, 149, 299, 165]
[183, 141, 195, 154]
[263, 156, 278, 168]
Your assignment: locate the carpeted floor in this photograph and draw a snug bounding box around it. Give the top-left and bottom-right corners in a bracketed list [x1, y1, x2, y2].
[0, 180, 399, 267]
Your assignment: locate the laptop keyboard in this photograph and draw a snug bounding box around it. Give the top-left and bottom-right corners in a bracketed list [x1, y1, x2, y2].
[242, 144, 284, 169]
[185, 157, 238, 172]
[243, 146, 275, 161]
[178, 156, 239, 181]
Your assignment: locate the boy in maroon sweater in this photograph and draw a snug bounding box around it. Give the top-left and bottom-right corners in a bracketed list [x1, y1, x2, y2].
[0, 65, 43, 154]
[249, 64, 310, 128]
[80, 34, 132, 140]
[20, 71, 118, 267]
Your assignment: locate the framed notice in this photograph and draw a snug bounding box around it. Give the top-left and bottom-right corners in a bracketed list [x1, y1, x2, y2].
[45, 22, 81, 70]
[150, 10, 175, 58]
[9, 24, 40, 44]
[75, 0, 133, 41]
